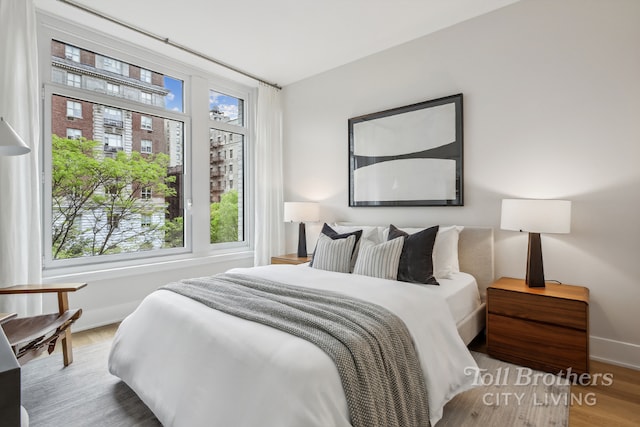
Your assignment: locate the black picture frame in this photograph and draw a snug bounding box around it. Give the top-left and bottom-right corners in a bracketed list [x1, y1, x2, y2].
[348, 93, 463, 207]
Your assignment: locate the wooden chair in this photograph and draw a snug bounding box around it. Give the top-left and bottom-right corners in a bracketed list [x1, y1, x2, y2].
[0, 283, 86, 366]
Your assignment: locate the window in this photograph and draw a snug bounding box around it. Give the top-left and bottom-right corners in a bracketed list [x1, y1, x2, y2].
[141, 91, 152, 104]
[107, 83, 120, 96]
[65, 45, 80, 62]
[104, 107, 123, 128]
[54, 40, 183, 114]
[140, 68, 152, 84]
[141, 140, 152, 154]
[49, 96, 185, 263]
[43, 27, 250, 271]
[66, 128, 82, 140]
[141, 214, 152, 227]
[209, 90, 244, 125]
[209, 126, 245, 244]
[66, 72, 81, 88]
[66, 101, 82, 118]
[104, 133, 123, 151]
[102, 57, 122, 74]
[229, 149, 233, 159]
[141, 116, 152, 131]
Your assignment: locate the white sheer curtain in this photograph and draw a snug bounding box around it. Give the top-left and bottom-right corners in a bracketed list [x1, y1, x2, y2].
[0, 0, 42, 315]
[253, 83, 285, 266]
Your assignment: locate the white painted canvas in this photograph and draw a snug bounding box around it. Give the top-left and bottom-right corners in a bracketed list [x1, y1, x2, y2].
[353, 158, 456, 201]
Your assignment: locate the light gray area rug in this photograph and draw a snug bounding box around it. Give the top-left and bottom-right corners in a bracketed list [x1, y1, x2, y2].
[21, 342, 569, 427]
[437, 351, 569, 427]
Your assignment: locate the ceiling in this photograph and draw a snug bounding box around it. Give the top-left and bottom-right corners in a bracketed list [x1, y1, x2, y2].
[35, 0, 519, 87]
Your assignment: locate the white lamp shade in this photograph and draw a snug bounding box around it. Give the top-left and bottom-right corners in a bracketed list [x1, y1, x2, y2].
[501, 199, 571, 234]
[284, 202, 319, 223]
[0, 117, 31, 156]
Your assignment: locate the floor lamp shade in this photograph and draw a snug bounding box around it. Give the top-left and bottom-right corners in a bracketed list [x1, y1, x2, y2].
[284, 202, 319, 257]
[501, 199, 571, 287]
[0, 117, 31, 156]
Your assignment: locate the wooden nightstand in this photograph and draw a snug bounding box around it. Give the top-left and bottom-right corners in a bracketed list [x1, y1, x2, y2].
[270, 253, 312, 265]
[487, 277, 589, 375]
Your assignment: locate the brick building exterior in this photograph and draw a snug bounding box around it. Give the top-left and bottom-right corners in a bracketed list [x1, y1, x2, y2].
[50, 39, 184, 253]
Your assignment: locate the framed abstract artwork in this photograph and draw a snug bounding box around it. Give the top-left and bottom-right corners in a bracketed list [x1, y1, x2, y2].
[348, 93, 463, 207]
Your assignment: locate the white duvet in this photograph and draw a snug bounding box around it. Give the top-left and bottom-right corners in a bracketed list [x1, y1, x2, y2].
[108, 264, 478, 427]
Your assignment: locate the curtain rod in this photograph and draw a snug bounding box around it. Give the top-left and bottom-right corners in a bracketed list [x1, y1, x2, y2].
[57, 0, 282, 90]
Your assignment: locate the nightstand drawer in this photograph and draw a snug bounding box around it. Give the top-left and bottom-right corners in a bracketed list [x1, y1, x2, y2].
[488, 287, 587, 330]
[488, 313, 588, 374]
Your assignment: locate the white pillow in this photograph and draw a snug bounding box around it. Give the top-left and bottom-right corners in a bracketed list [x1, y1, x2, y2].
[353, 237, 405, 280]
[311, 233, 356, 273]
[433, 226, 464, 279]
[331, 224, 384, 244]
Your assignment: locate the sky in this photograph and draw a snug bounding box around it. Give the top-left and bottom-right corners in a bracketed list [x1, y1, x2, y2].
[209, 90, 241, 122]
[163, 76, 184, 112]
[162, 77, 242, 124]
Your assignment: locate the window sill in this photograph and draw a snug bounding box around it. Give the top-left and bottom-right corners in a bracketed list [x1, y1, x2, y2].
[43, 250, 254, 282]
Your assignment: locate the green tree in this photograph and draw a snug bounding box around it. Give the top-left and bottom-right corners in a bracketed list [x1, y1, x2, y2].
[163, 216, 184, 248]
[52, 135, 178, 259]
[210, 190, 239, 243]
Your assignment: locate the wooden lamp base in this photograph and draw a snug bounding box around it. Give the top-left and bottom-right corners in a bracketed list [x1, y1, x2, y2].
[526, 232, 545, 287]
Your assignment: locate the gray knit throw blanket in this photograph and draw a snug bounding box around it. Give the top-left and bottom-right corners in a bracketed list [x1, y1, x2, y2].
[161, 273, 430, 427]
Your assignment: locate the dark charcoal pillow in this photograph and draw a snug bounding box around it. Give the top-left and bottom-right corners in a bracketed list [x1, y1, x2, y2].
[388, 224, 439, 285]
[310, 223, 363, 268]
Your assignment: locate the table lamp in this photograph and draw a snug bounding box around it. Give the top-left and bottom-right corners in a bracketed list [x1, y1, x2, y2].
[501, 199, 571, 287]
[284, 202, 319, 257]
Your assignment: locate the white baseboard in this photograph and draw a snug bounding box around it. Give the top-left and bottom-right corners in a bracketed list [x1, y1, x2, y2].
[590, 335, 640, 370]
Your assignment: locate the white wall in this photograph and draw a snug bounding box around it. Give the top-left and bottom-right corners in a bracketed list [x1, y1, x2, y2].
[282, 0, 640, 369]
[42, 253, 254, 331]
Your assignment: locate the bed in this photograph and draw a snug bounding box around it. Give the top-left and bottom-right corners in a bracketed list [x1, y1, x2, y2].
[108, 226, 494, 427]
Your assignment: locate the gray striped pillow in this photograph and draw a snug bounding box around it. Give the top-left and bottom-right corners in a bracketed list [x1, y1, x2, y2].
[353, 236, 405, 280]
[311, 233, 356, 273]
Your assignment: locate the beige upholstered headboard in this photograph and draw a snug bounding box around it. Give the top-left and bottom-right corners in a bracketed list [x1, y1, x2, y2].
[458, 227, 495, 302]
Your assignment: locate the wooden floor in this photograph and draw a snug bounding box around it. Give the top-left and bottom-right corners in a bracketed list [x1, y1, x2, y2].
[468, 334, 640, 427]
[70, 325, 640, 427]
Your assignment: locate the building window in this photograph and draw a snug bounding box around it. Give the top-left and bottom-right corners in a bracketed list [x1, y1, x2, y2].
[104, 133, 123, 151]
[141, 91, 152, 104]
[66, 101, 82, 118]
[140, 68, 152, 84]
[141, 116, 152, 131]
[66, 72, 81, 88]
[141, 139, 152, 154]
[107, 83, 120, 96]
[102, 57, 122, 74]
[104, 107, 123, 128]
[65, 45, 80, 62]
[141, 187, 152, 199]
[66, 128, 82, 140]
[141, 214, 152, 227]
